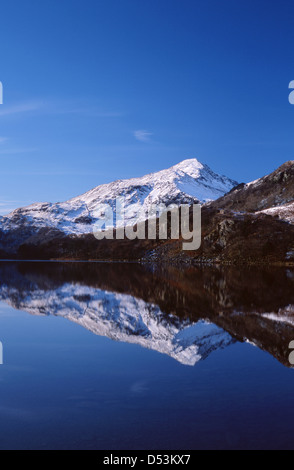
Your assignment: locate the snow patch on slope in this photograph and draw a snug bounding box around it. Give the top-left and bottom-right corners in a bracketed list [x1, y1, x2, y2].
[257, 202, 294, 225]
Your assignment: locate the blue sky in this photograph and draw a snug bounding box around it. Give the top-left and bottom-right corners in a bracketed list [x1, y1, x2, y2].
[0, 0, 294, 213]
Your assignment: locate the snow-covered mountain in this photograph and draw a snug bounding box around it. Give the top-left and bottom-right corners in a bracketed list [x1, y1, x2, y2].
[0, 158, 237, 235]
[0, 282, 233, 366]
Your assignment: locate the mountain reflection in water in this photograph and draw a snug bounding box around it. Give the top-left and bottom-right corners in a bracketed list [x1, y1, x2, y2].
[0, 261, 293, 367]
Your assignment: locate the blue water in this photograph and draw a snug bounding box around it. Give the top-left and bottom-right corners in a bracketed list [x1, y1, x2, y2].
[0, 262, 293, 450]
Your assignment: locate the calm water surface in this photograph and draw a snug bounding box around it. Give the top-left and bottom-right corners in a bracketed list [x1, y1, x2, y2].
[0, 261, 293, 450]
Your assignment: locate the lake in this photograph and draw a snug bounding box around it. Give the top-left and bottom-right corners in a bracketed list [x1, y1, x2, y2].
[0, 261, 293, 450]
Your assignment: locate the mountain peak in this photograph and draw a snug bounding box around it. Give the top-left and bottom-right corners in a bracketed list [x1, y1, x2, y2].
[172, 158, 204, 170]
[0, 158, 238, 240]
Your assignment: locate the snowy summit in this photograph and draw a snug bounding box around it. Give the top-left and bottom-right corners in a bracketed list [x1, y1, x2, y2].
[0, 158, 238, 235]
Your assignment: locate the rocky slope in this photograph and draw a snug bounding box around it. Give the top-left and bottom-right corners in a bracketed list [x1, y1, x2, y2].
[208, 160, 294, 214]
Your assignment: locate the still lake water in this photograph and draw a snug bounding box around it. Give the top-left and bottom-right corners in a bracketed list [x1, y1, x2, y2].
[0, 261, 294, 450]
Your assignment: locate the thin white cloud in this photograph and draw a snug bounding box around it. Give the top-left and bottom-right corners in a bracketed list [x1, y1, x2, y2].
[0, 99, 122, 120]
[55, 108, 123, 118]
[45, 100, 123, 118]
[0, 101, 43, 117]
[0, 147, 37, 155]
[0, 137, 7, 144]
[134, 130, 153, 143]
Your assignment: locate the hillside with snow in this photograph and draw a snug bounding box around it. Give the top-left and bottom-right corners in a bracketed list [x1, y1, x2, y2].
[0, 158, 237, 236]
[209, 160, 294, 223]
